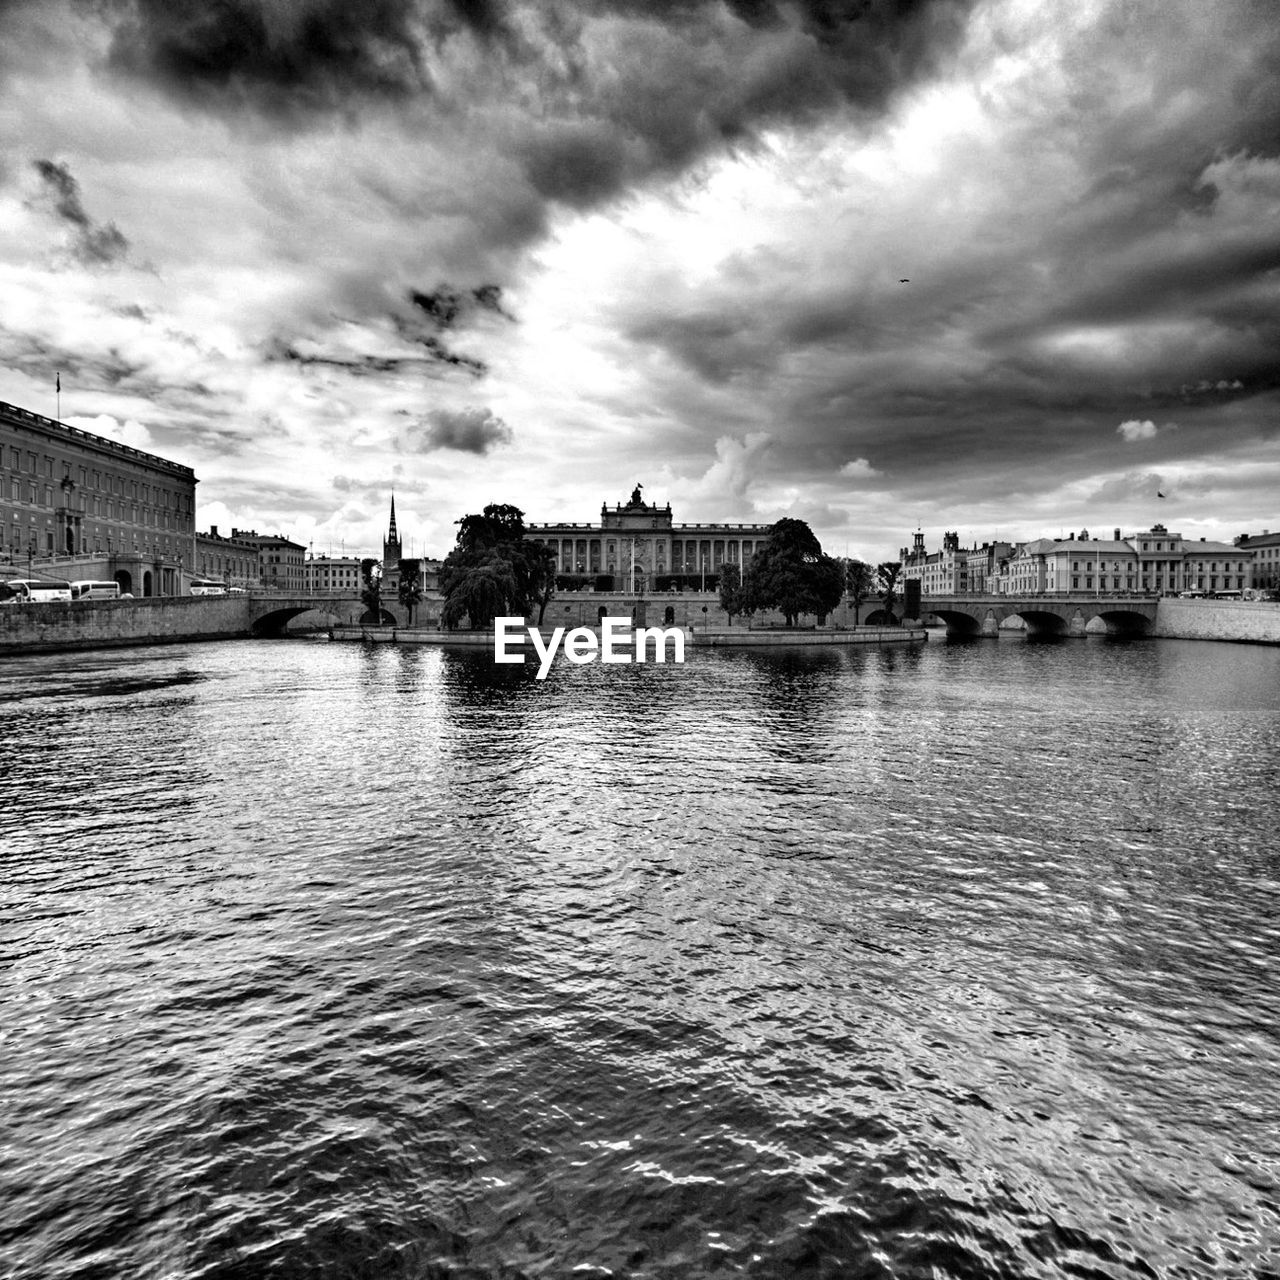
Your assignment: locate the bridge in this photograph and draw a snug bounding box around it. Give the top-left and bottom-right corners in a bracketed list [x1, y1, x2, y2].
[244, 592, 414, 636]
[920, 594, 1158, 638]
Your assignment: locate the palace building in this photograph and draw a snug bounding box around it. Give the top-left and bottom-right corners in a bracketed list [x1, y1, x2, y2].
[1, 398, 196, 597]
[526, 485, 774, 592]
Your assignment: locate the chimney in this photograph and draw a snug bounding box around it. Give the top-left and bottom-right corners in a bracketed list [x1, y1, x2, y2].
[210, 524, 218, 537]
[1114, 528, 1120, 541]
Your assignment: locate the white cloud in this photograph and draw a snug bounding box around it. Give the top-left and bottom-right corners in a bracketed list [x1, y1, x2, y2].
[1117, 419, 1158, 442]
[67, 413, 152, 451]
[840, 457, 882, 478]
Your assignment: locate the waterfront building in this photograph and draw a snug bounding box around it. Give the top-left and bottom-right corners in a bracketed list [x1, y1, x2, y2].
[1, 398, 196, 596]
[252, 533, 306, 592]
[901, 530, 1013, 596]
[1235, 530, 1279, 591]
[194, 526, 261, 589]
[525, 485, 774, 592]
[912, 522, 1255, 597]
[305, 554, 363, 594]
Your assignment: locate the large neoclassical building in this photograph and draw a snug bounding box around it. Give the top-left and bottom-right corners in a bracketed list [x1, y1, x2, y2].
[1, 397, 196, 596]
[526, 485, 774, 592]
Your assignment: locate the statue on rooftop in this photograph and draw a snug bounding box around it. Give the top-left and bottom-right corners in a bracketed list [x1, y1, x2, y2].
[629, 483, 644, 507]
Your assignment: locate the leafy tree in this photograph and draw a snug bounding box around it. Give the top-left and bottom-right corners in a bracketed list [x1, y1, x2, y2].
[440, 503, 555, 628]
[397, 559, 423, 625]
[717, 561, 751, 624]
[528, 543, 557, 625]
[359, 557, 384, 623]
[742, 518, 844, 627]
[876, 561, 902, 622]
[440, 556, 517, 630]
[843, 558, 876, 625]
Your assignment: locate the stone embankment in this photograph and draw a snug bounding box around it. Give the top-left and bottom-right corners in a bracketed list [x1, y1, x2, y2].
[329, 622, 926, 647]
[1153, 598, 1280, 644]
[0, 596, 253, 654]
[689, 624, 925, 647]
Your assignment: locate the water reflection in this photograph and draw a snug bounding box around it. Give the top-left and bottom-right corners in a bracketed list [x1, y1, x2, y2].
[0, 636, 1278, 1277]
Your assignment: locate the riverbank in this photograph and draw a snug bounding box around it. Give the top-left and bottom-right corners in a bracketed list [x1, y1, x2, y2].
[327, 622, 927, 647]
[1153, 597, 1280, 644]
[0, 595, 254, 654]
[3, 596, 1276, 655]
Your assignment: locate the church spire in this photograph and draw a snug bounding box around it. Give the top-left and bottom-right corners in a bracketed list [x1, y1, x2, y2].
[383, 493, 402, 566]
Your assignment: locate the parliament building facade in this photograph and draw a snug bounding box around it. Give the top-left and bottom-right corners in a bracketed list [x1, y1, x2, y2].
[527, 485, 774, 593]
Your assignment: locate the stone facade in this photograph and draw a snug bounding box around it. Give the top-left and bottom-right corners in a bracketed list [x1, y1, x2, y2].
[305, 554, 364, 594]
[905, 522, 1256, 597]
[1237, 530, 1280, 591]
[526, 485, 774, 592]
[194, 526, 261, 588]
[1, 398, 197, 597]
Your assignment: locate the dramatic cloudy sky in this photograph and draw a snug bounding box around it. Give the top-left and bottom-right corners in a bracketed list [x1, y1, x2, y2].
[1, 0, 1277, 560]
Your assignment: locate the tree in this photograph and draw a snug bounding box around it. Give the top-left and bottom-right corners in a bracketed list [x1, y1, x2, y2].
[440, 556, 517, 630]
[527, 542, 557, 625]
[440, 503, 553, 629]
[397, 559, 423, 625]
[741, 518, 844, 627]
[717, 561, 750, 624]
[843, 558, 876, 625]
[877, 561, 902, 623]
[359, 558, 384, 623]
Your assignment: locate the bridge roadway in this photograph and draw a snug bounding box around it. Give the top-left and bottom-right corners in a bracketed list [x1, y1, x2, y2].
[921, 594, 1159, 638]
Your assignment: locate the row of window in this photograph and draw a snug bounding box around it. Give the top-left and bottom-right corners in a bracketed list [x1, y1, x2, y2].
[3, 448, 191, 510]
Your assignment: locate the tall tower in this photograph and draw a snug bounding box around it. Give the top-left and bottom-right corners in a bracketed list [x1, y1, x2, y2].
[383, 494, 402, 566]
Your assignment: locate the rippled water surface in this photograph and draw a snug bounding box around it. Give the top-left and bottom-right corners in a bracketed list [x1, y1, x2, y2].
[2, 636, 1278, 1279]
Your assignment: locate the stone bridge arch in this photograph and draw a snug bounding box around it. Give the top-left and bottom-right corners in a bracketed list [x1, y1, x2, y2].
[925, 597, 1154, 639]
[247, 595, 382, 637]
[1088, 608, 1155, 636]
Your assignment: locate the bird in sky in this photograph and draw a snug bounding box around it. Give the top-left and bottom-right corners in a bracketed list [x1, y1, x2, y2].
[899, 278, 910, 283]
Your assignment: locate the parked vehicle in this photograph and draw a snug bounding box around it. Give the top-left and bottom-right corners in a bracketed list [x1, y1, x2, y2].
[70, 580, 121, 600]
[1, 578, 74, 603]
[189, 579, 228, 596]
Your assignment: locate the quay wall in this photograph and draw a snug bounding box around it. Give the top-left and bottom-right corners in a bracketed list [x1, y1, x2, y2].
[0, 596, 253, 654]
[691, 625, 924, 647]
[330, 622, 925, 648]
[1153, 598, 1280, 644]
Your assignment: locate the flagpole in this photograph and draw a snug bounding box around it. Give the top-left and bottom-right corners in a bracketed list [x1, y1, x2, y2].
[56, 371, 61, 421]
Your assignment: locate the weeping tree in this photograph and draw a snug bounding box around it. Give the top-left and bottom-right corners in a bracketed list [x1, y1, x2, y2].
[440, 503, 554, 629]
[440, 556, 518, 630]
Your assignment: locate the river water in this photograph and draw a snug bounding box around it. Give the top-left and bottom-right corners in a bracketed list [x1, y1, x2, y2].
[1, 635, 1278, 1279]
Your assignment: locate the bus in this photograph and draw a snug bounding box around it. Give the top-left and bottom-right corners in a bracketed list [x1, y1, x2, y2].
[189, 579, 228, 596]
[1, 578, 73, 603]
[70, 580, 121, 600]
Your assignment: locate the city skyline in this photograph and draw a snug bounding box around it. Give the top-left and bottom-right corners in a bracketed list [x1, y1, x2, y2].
[1, 0, 1277, 563]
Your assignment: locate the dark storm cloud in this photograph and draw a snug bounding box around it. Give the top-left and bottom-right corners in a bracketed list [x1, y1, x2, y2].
[90, 0, 977, 215]
[410, 283, 513, 327]
[31, 159, 130, 264]
[99, 0, 435, 116]
[399, 405, 512, 453]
